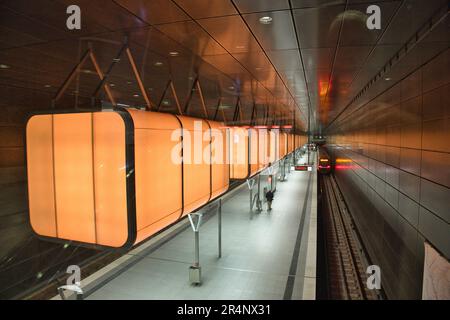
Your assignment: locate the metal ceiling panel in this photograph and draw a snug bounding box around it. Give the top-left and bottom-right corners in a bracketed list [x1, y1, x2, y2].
[267, 49, 302, 71]
[173, 0, 237, 18]
[293, 5, 346, 48]
[339, 1, 400, 47]
[198, 15, 262, 54]
[55, 0, 148, 29]
[156, 20, 227, 56]
[301, 47, 334, 69]
[1, 1, 108, 43]
[291, 0, 346, 9]
[242, 10, 298, 50]
[201, 53, 250, 75]
[378, 0, 448, 45]
[113, 0, 190, 25]
[334, 46, 372, 68]
[0, 6, 70, 46]
[232, 0, 290, 13]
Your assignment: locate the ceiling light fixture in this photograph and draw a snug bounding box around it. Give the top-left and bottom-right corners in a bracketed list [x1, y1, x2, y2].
[0, 64, 10, 69]
[133, 94, 140, 97]
[44, 84, 51, 88]
[110, 83, 115, 87]
[228, 86, 235, 90]
[169, 51, 179, 56]
[154, 61, 163, 66]
[259, 16, 273, 24]
[384, 77, 391, 81]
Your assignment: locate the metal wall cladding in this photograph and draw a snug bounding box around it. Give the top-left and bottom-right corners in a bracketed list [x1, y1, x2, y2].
[327, 49, 450, 299]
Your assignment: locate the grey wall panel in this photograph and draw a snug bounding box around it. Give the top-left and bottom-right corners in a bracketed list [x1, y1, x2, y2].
[398, 192, 420, 228]
[422, 118, 450, 153]
[328, 49, 450, 299]
[399, 170, 421, 201]
[418, 207, 450, 259]
[400, 148, 421, 175]
[420, 179, 450, 223]
[385, 183, 399, 210]
[385, 165, 400, 189]
[421, 151, 450, 188]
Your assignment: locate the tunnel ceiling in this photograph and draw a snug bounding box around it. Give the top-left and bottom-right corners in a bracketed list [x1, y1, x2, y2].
[0, 0, 448, 133]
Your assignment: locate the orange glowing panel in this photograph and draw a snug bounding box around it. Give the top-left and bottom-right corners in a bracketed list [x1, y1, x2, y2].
[279, 132, 287, 158]
[287, 133, 294, 153]
[249, 128, 259, 175]
[208, 120, 229, 199]
[26, 115, 56, 238]
[27, 111, 130, 248]
[27, 109, 235, 249]
[53, 113, 96, 244]
[269, 129, 278, 162]
[177, 116, 211, 215]
[230, 127, 249, 179]
[92, 113, 128, 247]
[258, 128, 269, 170]
[128, 110, 183, 244]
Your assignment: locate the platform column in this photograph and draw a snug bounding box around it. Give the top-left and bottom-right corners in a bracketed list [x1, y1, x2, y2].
[188, 213, 203, 285]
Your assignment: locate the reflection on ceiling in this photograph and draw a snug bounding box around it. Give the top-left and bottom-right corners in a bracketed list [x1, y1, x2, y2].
[0, 0, 448, 133]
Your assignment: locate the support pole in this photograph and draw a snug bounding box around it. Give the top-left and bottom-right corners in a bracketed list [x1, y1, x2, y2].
[247, 178, 255, 219]
[218, 199, 222, 258]
[188, 213, 202, 285]
[257, 175, 262, 211]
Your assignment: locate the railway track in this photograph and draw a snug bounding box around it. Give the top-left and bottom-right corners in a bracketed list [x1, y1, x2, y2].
[321, 174, 379, 300]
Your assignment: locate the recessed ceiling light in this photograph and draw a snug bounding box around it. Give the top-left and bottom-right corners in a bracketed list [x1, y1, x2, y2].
[44, 84, 51, 88]
[110, 83, 115, 87]
[0, 64, 10, 69]
[384, 77, 391, 81]
[169, 51, 179, 57]
[127, 81, 132, 85]
[162, 99, 170, 105]
[259, 16, 273, 24]
[228, 86, 235, 90]
[80, 69, 95, 74]
[154, 61, 163, 66]
[133, 94, 140, 97]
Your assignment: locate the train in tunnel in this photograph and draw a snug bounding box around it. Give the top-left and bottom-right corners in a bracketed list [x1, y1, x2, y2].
[25, 108, 306, 250]
[317, 146, 332, 175]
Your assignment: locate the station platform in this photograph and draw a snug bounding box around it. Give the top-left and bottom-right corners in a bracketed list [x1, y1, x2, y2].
[53, 156, 317, 300]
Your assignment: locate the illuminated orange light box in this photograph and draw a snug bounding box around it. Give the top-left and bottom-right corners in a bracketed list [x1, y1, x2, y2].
[26, 109, 229, 249]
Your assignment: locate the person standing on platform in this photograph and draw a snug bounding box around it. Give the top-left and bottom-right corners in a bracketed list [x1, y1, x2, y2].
[265, 190, 274, 211]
